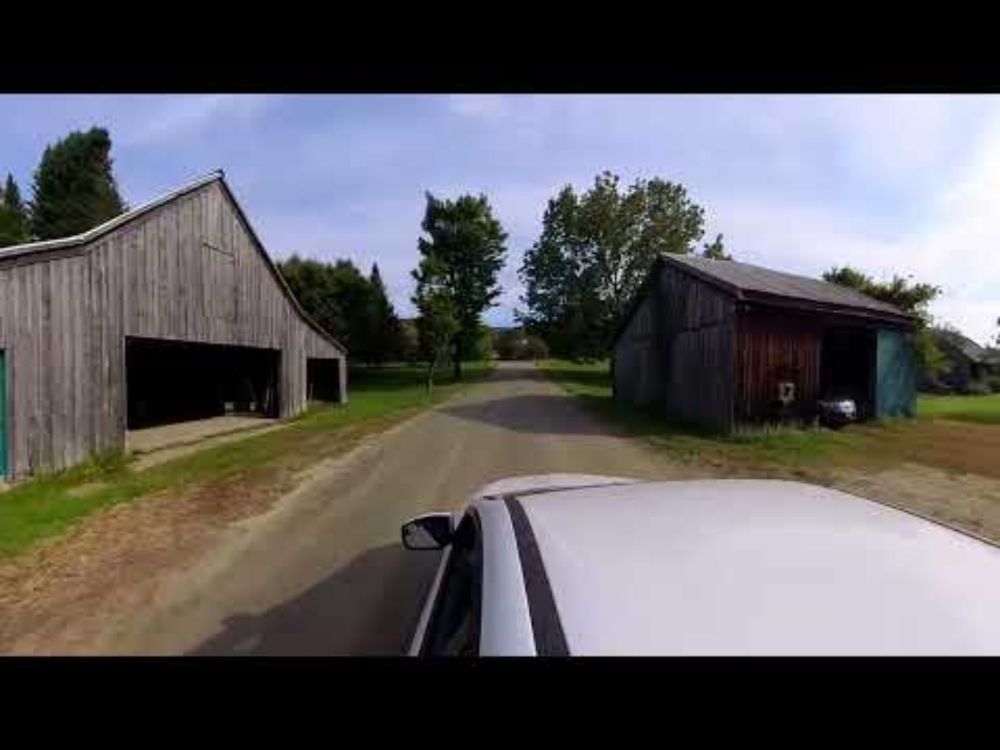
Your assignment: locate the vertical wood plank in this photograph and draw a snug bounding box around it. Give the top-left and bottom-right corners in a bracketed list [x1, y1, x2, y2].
[0, 178, 345, 476]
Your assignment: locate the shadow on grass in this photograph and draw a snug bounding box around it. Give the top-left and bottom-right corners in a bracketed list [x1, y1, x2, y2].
[536, 360, 868, 472]
[191, 542, 441, 655]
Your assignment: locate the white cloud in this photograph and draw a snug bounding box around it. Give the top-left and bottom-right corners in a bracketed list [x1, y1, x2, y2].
[710, 106, 1000, 346]
[118, 95, 273, 148]
[83, 94, 998, 340]
[253, 180, 552, 325]
[812, 95, 975, 191]
[447, 94, 509, 120]
[442, 94, 996, 337]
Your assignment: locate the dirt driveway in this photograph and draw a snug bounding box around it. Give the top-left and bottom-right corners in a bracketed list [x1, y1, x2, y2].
[99, 361, 699, 655]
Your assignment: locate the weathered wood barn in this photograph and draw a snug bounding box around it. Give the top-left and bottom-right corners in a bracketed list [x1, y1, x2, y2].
[930, 328, 998, 393]
[613, 254, 916, 432]
[0, 171, 347, 478]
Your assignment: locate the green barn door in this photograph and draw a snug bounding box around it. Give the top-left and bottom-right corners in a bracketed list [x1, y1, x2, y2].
[0, 351, 6, 477]
[875, 329, 916, 419]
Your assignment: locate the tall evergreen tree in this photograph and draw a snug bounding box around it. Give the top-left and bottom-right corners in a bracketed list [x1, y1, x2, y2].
[413, 192, 507, 379]
[30, 127, 127, 240]
[0, 173, 31, 247]
[367, 263, 401, 366]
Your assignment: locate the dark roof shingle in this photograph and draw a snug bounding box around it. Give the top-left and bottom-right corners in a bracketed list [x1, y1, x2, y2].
[663, 254, 912, 319]
[935, 329, 990, 364]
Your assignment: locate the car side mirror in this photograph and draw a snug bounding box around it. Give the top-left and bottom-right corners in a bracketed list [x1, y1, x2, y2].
[401, 513, 455, 551]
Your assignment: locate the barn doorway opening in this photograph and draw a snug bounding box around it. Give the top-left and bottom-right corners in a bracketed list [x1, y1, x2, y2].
[306, 357, 342, 403]
[820, 327, 876, 420]
[125, 337, 281, 431]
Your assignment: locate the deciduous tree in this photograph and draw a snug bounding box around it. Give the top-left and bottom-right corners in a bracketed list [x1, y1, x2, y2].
[415, 290, 459, 391]
[520, 171, 708, 359]
[279, 255, 402, 365]
[822, 265, 946, 382]
[702, 233, 731, 260]
[413, 192, 507, 379]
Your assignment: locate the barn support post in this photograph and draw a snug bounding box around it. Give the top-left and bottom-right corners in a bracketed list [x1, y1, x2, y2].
[338, 356, 348, 404]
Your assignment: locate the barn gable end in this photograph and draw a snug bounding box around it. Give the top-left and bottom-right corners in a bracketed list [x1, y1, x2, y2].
[614, 259, 736, 431]
[0, 173, 346, 478]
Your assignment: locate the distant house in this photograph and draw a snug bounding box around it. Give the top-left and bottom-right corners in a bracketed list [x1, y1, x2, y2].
[932, 329, 998, 392]
[612, 255, 917, 432]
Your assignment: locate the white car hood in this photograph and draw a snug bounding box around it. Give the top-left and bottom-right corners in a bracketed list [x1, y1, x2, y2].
[472, 473, 639, 501]
[516, 479, 1000, 655]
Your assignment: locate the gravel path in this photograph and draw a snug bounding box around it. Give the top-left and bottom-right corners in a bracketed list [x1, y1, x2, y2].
[107, 361, 697, 655]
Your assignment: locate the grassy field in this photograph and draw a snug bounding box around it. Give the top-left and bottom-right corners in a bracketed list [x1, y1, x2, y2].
[0, 361, 494, 559]
[917, 393, 1000, 424]
[537, 359, 1000, 481]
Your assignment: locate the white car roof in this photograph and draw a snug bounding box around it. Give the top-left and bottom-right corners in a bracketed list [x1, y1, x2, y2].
[502, 479, 1000, 655]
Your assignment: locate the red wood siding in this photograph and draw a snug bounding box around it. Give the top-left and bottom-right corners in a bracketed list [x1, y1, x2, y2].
[735, 311, 821, 423]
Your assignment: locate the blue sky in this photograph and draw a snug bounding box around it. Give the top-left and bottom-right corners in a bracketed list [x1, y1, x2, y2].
[2, 94, 998, 344]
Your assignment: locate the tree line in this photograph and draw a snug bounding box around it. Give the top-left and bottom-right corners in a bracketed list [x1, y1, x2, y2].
[0, 127, 127, 247]
[518, 170, 731, 360]
[277, 257, 403, 366]
[820, 266, 947, 383]
[2, 125, 973, 390]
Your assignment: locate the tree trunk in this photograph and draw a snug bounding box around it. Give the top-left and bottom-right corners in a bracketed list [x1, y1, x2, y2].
[453, 340, 462, 380]
[426, 352, 437, 393]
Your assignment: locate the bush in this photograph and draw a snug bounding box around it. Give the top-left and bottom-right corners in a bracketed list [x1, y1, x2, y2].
[470, 325, 496, 360]
[495, 329, 545, 360]
[964, 380, 992, 396]
[524, 335, 549, 360]
[921, 379, 954, 395]
[986, 374, 1000, 394]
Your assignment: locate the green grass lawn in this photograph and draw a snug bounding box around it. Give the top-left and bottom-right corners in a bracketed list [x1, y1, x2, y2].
[917, 393, 1000, 424]
[0, 361, 494, 560]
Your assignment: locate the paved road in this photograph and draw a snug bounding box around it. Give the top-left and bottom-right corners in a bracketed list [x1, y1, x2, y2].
[108, 361, 692, 655]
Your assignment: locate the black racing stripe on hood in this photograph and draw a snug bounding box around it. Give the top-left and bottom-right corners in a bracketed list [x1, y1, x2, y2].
[503, 495, 569, 657]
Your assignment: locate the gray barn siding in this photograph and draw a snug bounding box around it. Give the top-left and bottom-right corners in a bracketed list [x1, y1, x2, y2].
[0, 178, 345, 478]
[614, 262, 735, 431]
[657, 264, 735, 431]
[613, 296, 660, 406]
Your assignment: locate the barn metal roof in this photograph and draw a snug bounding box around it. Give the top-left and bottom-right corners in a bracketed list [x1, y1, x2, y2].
[0, 170, 347, 354]
[663, 254, 913, 320]
[934, 328, 991, 364]
[0, 171, 225, 260]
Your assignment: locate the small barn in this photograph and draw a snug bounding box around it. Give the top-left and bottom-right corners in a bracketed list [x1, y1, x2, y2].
[0, 171, 347, 479]
[612, 254, 917, 432]
[931, 328, 997, 393]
